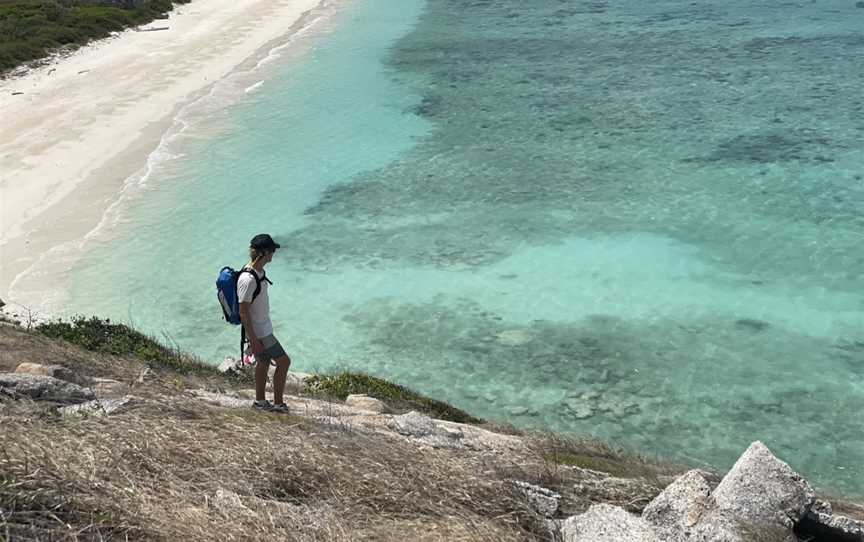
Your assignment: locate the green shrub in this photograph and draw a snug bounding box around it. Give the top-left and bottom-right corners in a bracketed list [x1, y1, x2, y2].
[0, 0, 188, 74]
[36, 316, 216, 375]
[306, 371, 483, 425]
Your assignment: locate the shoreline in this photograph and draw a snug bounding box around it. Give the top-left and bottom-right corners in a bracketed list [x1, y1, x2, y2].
[0, 0, 335, 310]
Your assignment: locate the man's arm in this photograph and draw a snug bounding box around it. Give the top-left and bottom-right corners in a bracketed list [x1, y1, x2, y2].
[239, 302, 264, 354]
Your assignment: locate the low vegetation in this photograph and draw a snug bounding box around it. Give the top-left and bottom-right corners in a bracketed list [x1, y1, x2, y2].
[37, 315, 217, 376]
[0, 0, 190, 75]
[306, 371, 483, 424]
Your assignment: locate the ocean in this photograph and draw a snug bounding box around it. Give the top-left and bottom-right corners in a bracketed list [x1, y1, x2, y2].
[28, 0, 864, 494]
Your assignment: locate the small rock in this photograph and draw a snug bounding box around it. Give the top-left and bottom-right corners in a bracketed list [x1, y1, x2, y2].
[59, 396, 133, 417]
[210, 489, 249, 514]
[560, 504, 660, 542]
[856, 1, 864, 8]
[286, 371, 313, 388]
[217, 357, 242, 374]
[512, 481, 561, 518]
[811, 499, 832, 515]
[390, 411, 436, 437]
[440, 425, 463, 440]
[345, 394, 385, 413]
[0, 373, 95, 403]
[15, 362, 79, 384]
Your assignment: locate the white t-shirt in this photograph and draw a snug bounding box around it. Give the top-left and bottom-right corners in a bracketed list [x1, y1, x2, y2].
[237, 268, 273, 338]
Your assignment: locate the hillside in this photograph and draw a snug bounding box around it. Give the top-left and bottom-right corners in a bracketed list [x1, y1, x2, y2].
[1, 317, 863, 541]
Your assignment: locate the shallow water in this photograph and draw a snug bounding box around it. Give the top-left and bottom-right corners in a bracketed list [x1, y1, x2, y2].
[51, 0, 864, 494]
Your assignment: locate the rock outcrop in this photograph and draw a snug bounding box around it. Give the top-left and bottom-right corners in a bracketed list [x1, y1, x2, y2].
[555, 441, 861, 542]
[0, 373, 95, 403]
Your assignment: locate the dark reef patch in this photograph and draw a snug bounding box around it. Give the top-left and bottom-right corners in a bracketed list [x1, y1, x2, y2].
[688, 131, 835, 164]
[743, 34, 864, 54]
[280, 0, 864, 283]
[735, 318, 770, 332]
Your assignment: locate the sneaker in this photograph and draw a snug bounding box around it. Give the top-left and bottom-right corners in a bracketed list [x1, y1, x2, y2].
[252, 399, 273, 410]
[270, 403, 290, 414]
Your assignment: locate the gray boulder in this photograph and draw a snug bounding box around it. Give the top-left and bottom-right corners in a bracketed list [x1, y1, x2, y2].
[643, 470, 711, 541]
[710, 441, 814, 529]
[0, 373, 95, 403]
[560, 504, 660, 542]
[682, 441, 814, 542]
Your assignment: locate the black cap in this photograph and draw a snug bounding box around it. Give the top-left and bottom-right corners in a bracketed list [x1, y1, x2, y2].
[250, 233, 280, 251]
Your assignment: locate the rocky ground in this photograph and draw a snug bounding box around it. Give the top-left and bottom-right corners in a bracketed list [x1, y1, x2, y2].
[1, 320, 863, 541]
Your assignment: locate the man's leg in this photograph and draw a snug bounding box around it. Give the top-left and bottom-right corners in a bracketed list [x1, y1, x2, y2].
[272, 354, 291, 405]
[255, 357, 269, 401]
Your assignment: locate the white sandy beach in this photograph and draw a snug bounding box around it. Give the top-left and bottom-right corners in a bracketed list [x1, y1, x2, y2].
[0, 0, 326, 309]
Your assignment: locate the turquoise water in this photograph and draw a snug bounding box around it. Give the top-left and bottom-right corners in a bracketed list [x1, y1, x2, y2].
[57, 0, 864, 494]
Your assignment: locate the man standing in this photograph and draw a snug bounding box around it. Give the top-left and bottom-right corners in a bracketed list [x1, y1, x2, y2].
[238, 233, 291, 412]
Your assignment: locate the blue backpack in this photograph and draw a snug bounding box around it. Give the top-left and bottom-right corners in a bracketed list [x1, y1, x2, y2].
[216, 266, 272, 359]
[216, 266, 273, 323]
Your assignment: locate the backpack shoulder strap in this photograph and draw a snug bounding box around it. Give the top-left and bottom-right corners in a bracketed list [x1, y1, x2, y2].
[240, 267, 264, 302]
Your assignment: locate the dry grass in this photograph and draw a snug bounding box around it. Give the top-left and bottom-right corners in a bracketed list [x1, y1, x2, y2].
[0, 391, 552, 541]
[0, 320, 555, 541]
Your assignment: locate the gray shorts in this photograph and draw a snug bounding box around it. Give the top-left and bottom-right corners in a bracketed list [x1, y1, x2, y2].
[258, 334, 288, 364]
